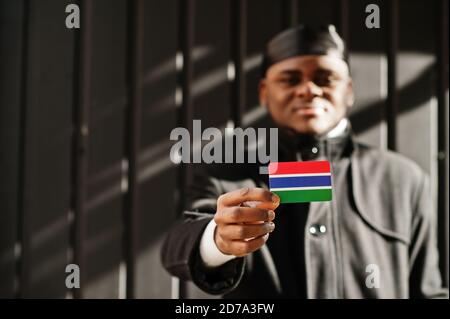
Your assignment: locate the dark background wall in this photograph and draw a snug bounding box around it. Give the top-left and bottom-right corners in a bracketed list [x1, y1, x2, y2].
[0, 0, 448, 298]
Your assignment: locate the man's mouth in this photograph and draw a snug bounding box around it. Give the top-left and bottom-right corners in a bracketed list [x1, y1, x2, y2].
[292, 102, 327, 117]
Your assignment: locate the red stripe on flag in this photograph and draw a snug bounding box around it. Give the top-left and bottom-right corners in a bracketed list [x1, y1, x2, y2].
[268, 161, 330, 175]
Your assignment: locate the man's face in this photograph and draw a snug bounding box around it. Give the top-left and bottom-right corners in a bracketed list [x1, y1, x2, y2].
[259, 55, 354, 135]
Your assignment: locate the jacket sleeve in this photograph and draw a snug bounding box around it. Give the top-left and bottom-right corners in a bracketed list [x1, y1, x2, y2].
[160, 166, 246, 295]
[408, 173, 448, 298]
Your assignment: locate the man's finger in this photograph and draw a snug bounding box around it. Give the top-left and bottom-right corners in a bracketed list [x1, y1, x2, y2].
[215, 206, 275, 224]
[217, 187, 280, 210]
[218, 222, 275, 240]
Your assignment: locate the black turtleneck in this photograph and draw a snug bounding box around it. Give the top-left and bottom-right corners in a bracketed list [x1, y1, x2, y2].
[277, 122, 353, 162]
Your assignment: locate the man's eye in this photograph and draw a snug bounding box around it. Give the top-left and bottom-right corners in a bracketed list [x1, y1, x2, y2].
[314, 76, 337, 86]
[279, 77, 300, 85]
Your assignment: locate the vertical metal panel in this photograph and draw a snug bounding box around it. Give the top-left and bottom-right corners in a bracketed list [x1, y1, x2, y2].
[185, 0, 232, 299]
[336, 0, 349, 44]
[17, 0, 32, 298]
[396, 0, 437, 173]
[192, 0, 231, 127]
[72, 0, 92, 299]
[386, 0, 398, 151]
[0, 0, 25, 298]
[16, 0, 74, 298]
[245, 0, 283, 113]
[436, 0, 449, 287]
[230, 0, 246, 127]
[283, 0, 298, 28]
[297, 0, 335, 26]
[123, 0, 144, 299]
[136, 0, 177, 299]
[83, 0, 127, 298]
[177, 0, 195, 299]
[177, 0, 195, 216]
[347, 0, 387, 149]
[395, 0, 445, 285]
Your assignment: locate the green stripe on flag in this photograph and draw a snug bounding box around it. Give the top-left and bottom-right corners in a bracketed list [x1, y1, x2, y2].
[272, 189, 332, 203]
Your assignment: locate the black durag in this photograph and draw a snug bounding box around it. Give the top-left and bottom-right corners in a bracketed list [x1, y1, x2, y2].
[261, 24, 348, 77]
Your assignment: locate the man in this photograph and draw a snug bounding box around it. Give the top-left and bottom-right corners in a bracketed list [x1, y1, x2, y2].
[161, 25, 448, 298]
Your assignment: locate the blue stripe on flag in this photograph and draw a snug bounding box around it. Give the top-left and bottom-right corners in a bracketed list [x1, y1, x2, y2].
[269, 175, 332, 188]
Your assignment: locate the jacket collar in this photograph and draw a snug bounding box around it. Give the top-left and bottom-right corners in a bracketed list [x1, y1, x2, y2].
[277, 118, 354, 162]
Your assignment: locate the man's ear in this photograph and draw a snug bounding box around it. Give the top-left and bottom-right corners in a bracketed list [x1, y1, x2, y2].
[346, 79, 355, 108]
[259, 78, 268, 108]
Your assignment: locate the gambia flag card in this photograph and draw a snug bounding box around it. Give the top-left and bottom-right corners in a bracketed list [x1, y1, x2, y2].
[268, 161, 332, 204]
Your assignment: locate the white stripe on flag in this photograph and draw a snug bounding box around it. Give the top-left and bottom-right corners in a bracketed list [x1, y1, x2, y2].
[270, 186, 332, 191]
[269, 173, 331, 178]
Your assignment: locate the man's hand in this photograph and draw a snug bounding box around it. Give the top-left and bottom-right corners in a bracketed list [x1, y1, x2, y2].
[213, 187, 280, 257]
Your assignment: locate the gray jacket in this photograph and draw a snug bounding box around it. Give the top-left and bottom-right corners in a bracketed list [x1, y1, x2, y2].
[161, 131, 448, 298]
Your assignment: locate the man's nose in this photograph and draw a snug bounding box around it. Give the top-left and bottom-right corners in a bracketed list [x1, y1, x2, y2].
[294, 80, 323, 99]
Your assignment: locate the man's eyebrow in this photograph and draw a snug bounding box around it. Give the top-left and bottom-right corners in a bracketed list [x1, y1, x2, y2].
[277, 69, 302, 76]
[314, 67, 347, 78]
[314, 68, 336, 75]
